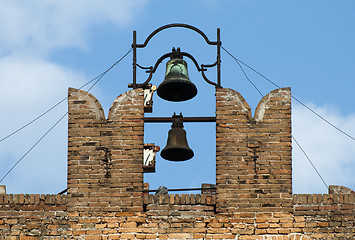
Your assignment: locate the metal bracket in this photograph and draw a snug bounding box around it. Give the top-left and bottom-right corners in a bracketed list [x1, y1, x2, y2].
[143, 143, 160, 173]
[248, 144, 260, 173]
[143, 85, 157, 113]
[129, 47, 220, 89]
[101, 147, 112, 178]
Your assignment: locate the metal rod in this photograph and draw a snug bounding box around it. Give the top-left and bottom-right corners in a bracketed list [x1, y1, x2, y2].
[144, 187, 216, 193]
[201, 67, 220, 87]
[58, 188, 67, 195]
[135, 49, 218, 88]
[217, 28, 221, 87]
[129, 24, 222, 89]
[132, 30, 137, 89]
[144, 117, 216, 123]
[136, 23, 218, 48]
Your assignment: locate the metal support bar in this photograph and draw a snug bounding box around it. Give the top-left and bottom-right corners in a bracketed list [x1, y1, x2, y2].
[136, 23, 219, 48]
[144, 117, 216, 123]
[132, 30, 137, 89]
[217, 28, 221, 87]
[58, 188, 67, 195]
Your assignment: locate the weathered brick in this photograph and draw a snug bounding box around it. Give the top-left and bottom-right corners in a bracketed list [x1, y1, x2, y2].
[0, 87, 353, 240]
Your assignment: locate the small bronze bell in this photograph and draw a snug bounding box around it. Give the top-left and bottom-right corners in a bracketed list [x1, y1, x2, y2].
[157, 48, 197, 102]
[160, 113, 194, 161]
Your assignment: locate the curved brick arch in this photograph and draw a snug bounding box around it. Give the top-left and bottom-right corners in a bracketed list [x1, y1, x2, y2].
[68, 87, 105, 121]
[216, 87, 253, 122]
[254, 87, 291, 123]
[107, 88, 144, 121]
[215, 87, 291, 124]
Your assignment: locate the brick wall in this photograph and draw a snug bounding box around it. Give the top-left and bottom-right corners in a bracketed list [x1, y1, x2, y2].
[143, 194, 216, 218]
[0, 87, 354, 239]
[293, 193, 355, 239]
[67, 88, 144, 213]
[0, 194, 67, 237]
[216, 88, 292, 214]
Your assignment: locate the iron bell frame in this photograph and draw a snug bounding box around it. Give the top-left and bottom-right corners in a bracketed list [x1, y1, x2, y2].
[129, 23, 222, 90]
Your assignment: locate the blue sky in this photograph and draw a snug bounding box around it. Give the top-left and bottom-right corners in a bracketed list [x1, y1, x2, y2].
[0, 0, 354, 195]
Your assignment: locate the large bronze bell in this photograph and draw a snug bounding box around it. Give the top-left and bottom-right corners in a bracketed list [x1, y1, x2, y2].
[161, 113, 194, 161]
[157, 48, 197, 102]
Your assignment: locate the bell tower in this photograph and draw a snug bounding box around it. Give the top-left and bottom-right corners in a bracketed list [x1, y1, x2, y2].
[66, 23, 294, 216]
[2, 23, 354, 239]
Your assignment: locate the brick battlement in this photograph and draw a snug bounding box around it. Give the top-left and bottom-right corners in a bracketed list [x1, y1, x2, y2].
[0, 87, 354, 239]
[143, 194, 216, 206]
[293, 193, 355, 205]
[143, 194, 216, 219]
[0, 194, 66, 206]
[1, 193, 353, 210]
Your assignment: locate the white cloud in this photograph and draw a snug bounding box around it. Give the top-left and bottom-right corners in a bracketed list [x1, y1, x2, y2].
[0, 1, 148, 193]
[0, 53, 85, 108]
[0, 0, 148, 54]
[292, 102, 355, 194]
[0, 53, 86, 193]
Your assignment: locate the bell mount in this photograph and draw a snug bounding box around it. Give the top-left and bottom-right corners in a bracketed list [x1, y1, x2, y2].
[129, 23, 222, 90]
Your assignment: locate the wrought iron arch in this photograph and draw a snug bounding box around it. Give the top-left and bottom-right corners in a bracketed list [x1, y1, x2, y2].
[130, 23, 221, 89]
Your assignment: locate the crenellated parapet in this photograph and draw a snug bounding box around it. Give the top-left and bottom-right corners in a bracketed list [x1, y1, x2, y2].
[0, 87, 353, 239]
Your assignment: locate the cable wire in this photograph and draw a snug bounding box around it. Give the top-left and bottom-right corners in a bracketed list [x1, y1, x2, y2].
[224, 45, 355, 142]
[0, 48, 132, 143]
[292, 136, 328, 190]
[224, 46, 329, 191]
[231, 51, 264, 97]
[0, 112, 68, 183]
[222, 46, 355, 142]
[0, 48, 132, 183]
[86, 47, 132, 92]
[0, 98, 67, 143]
